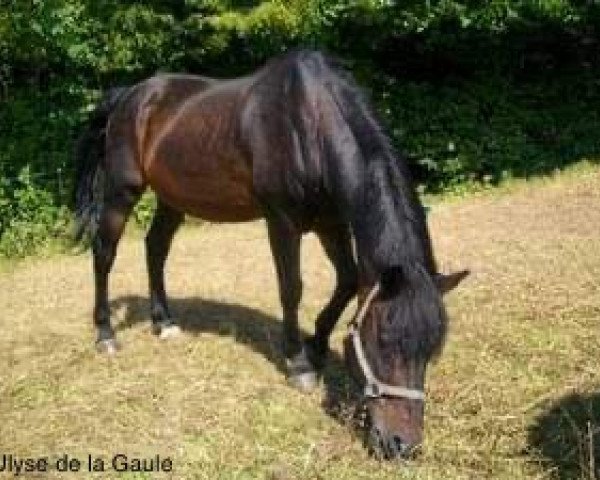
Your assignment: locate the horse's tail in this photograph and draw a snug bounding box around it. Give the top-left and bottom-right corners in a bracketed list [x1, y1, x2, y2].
[73, 87, 128, 242]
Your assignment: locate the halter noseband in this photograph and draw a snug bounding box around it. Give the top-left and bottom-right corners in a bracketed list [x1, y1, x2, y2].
[348, 283, 425, 402]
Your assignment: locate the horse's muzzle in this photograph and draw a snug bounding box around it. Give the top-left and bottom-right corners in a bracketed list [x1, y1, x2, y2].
[368, 427, 421, 460]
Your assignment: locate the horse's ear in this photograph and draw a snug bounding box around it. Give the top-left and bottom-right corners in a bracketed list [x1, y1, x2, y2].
[379, 266, 405, 297]
[435, 270, 470, 294]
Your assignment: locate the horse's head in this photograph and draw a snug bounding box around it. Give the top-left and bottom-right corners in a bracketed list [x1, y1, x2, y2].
[344, 267, 468, 459]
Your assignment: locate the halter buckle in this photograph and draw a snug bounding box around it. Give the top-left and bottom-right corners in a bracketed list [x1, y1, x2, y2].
[364, 383, 380, 398]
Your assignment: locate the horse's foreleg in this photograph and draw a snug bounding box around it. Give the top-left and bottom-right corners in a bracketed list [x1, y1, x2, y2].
[93, 187, 141, 353]
[266, 216, 317, 391]
[146, 200, 184, 339]
[306, 223, 358, 369]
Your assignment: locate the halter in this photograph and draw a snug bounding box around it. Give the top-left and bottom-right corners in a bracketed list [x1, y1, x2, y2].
[348, 283, 425, 402]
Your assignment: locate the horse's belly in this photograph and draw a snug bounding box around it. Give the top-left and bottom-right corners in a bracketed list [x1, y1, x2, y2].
[146, 155, 261, 222]
[158, 186, 261, 222]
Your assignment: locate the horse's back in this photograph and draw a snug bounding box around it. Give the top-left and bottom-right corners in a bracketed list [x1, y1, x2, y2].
[138, 76, 262, 221]
[103, 74, 217, 192]
[142, 53, 339, 225]
[104, 53, 342, 225]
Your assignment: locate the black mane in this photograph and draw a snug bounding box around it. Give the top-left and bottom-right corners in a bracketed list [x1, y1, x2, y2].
[283, 50, 448, 361]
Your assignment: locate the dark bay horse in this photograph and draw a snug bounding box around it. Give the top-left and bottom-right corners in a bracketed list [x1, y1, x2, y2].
[73, 50, 468, 459]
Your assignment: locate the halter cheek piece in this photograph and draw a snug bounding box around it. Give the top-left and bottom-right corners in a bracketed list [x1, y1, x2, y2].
[348, 283, 425, 402]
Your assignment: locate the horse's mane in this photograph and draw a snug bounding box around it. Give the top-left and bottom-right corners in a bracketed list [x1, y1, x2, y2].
[278, 50, 447, 361]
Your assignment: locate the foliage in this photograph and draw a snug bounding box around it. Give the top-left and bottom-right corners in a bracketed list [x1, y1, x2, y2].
[0, 167, 71, 256]
[2, 0, 600, 255]
[0, 82, 91, 256]
[3, 0, 600, 80]
[133, 192, 158, 229]
[372, 73, 600, 191]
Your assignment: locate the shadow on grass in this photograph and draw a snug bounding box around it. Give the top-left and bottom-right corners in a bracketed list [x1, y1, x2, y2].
[111, 295, 365, 433]
[527, 392, 600, 480]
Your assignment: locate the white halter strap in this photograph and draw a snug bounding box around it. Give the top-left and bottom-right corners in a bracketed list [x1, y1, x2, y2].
[349, 283, 425, 402]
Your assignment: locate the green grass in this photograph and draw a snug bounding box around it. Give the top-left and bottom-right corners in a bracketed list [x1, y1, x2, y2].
[0, 166, 599, 478]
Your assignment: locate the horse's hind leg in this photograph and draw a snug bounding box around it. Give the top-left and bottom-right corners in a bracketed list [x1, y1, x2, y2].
[145, 200, 184, 339]
[306, 222, 357, 369]
[93, 184, 142, 353]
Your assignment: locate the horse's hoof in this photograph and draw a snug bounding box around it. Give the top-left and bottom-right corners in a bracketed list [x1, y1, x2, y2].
[287, 370, 319, 392]
[159, 324, 182, 340]
[286, 347, 319, 392]
[96, 338, 119, 355]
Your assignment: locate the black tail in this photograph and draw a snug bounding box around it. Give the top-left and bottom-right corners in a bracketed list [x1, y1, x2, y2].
[73, 87, 128, 242]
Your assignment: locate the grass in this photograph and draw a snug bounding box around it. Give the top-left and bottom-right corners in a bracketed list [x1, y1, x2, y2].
[0, 164, 599, 479]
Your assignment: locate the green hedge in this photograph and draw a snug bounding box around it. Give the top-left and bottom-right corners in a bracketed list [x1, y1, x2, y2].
[4, 1, 599, 79]
[1, 0, 600, 256]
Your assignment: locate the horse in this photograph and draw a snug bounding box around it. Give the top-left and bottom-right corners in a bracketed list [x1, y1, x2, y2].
[73, 50, 468, 460]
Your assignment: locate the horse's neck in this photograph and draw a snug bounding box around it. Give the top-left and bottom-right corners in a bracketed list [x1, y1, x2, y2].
[348, 160, 433, 282]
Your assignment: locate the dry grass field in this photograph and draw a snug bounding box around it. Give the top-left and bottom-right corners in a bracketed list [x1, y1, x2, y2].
[1, 164, 599, 479]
